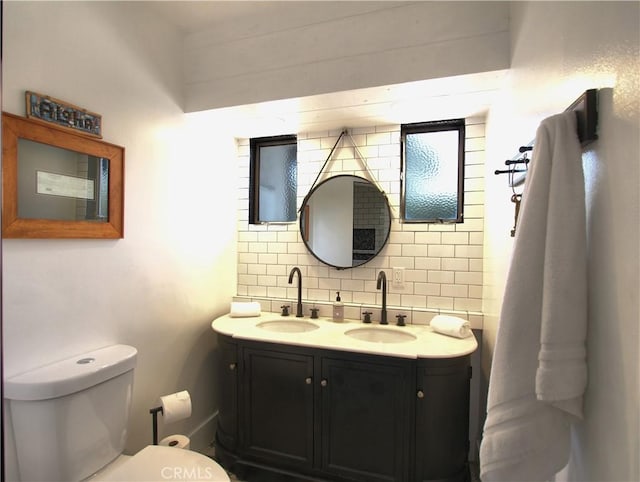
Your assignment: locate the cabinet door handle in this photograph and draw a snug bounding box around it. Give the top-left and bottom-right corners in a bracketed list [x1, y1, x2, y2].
[321, 379, 328, 387]
[229, 363, 237, 370]
[305, 377, 312, 385]
[417, 390, 425, 399]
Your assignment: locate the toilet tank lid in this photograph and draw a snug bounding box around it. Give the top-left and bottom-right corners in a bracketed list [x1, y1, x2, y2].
[4, 344, 137, 401]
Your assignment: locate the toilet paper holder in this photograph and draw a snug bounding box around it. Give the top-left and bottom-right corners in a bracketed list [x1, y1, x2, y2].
[149, 390, 192, 445]
[149, 405, 163, 445]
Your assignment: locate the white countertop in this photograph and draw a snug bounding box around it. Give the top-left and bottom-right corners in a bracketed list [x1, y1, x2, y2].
[211, 313, 477, 359]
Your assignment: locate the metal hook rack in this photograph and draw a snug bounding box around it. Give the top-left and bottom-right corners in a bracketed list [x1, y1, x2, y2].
[494, 89, 598, 238]
[494, 89, 598, 185]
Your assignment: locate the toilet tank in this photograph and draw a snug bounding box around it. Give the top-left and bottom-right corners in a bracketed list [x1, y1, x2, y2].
[4, 345, 137, 482]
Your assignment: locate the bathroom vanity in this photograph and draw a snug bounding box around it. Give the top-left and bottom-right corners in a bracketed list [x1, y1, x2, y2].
[211, 314, 477, 482]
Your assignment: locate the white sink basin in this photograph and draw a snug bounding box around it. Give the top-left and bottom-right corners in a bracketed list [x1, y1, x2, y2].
[345, 327, 417, 344]
[257, 320, 320, 333]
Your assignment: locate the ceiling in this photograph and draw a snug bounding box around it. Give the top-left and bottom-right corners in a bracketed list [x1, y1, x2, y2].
[147, 1, 508, 137]
[191, 70, 508, 138]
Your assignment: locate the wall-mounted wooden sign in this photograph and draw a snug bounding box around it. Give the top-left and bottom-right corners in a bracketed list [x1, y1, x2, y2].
[25, 91, 102, 138]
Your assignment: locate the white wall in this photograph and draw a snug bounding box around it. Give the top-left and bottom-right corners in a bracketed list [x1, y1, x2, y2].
[183, 1, 509, 111]
[2, 2, 237, 477]
[483, 2, 639, 480]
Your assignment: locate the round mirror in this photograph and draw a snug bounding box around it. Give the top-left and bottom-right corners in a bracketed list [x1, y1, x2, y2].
[300, 175, 391, 269]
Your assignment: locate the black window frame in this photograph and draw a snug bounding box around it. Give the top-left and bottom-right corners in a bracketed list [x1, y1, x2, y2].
[249, 134, 298, 225]
[400, 119, 465, 223]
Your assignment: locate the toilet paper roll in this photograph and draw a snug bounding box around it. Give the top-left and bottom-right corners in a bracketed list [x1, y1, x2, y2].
[160, 434, 190, 450]
[159, 390, 192, 424]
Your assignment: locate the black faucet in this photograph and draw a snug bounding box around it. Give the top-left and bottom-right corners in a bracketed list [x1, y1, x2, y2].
[288, 267, 304, 318]
[376, 270, 388, 325]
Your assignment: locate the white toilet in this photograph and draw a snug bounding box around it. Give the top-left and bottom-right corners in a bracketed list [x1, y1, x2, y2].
[4, 344, 230, 482]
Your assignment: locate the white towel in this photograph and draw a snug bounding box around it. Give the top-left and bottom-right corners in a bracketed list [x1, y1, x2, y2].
[480, 111, 588, 481]
[229, 301, 261, 318]
[430, 314, 472, 338]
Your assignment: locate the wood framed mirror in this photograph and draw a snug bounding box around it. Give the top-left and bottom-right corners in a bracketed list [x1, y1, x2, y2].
[2, 112, 124, 238]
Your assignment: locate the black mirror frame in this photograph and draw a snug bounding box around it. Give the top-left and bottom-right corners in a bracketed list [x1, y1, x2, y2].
[299, 174, 391, 270]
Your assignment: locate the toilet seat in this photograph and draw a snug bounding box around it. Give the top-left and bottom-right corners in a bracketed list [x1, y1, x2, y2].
[93, 445, 230, 481]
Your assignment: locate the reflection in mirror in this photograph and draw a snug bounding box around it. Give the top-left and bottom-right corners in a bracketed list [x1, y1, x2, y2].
[18, 139, 110, 222]
[300, 175, 391, 269]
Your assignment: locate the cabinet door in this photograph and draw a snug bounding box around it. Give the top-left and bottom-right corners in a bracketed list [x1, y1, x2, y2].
[241, 346, 315, 471]
[320, 356, 411, 482]
[215, 335, 238, 450]
[415, 356, 471, 482]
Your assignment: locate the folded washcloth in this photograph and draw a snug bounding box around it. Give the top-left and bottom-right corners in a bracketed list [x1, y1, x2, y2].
[229, 301, 261, 318]
[430, 315, 472, 338]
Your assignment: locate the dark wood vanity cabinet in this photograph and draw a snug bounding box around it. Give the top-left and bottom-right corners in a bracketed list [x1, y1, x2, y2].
[320, 356, 412, 482]
[215, 335, 471, 482]
[241, 346, 315, 471]
[215, 335, 238, 451]
[414, 357, 471, 482]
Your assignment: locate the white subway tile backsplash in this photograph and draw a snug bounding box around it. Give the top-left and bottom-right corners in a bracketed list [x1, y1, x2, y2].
[248, 285, 267, 297]
[277, 253, 299, 265]
[469, 259, 483, 272]
[465, 151, 485, 165]
[267, 264, 287, 276]
[248, 264, 266, 275]
[238, 274, 256, 285]
[299, 138, 322, 150]
[469, 232, 484, 245]
[238, 252, 258, 264]
[460, 218, 484, 232]
[367, 132, 392, 145]
[465, 178, 485, 192]
[235, 119, 485, 325]
[428, 270, 455, 284]
[388, 256, 415, 269]
[427, 245, 455, 258]
[267, 243, 287, 254]
[401, 244, 428, 257]
[415, 231, 442, 245]
[469, 285, 483, 299]
[248, 242, 268, 252]
[442, 284, 468, 298]
[464, 191, 485, 206]
[258, 275, 277, 286]
[391, 231, 415, 244]
[455, 245, 484, 258]
[465, 137, 485, 151]
[414, 283, 441, 296]
[428, 296, 454, 310]
[455, 271, 483, 285]
[442, 232, 469, 245]
[465, 205, 484, 219]
[405, 269, 427, 283]
[415, 257, 441, 270]
[454, 298, 482, 312]
[258, 253, 278, 265]
[442, 258, 469, 271]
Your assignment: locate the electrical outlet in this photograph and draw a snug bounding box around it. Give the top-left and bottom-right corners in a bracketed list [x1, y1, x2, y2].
[392, 267, 405, 287]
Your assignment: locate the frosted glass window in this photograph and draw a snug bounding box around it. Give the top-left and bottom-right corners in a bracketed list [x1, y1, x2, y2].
[401, 120, 465, 222]
[249, 135, 297, 224]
